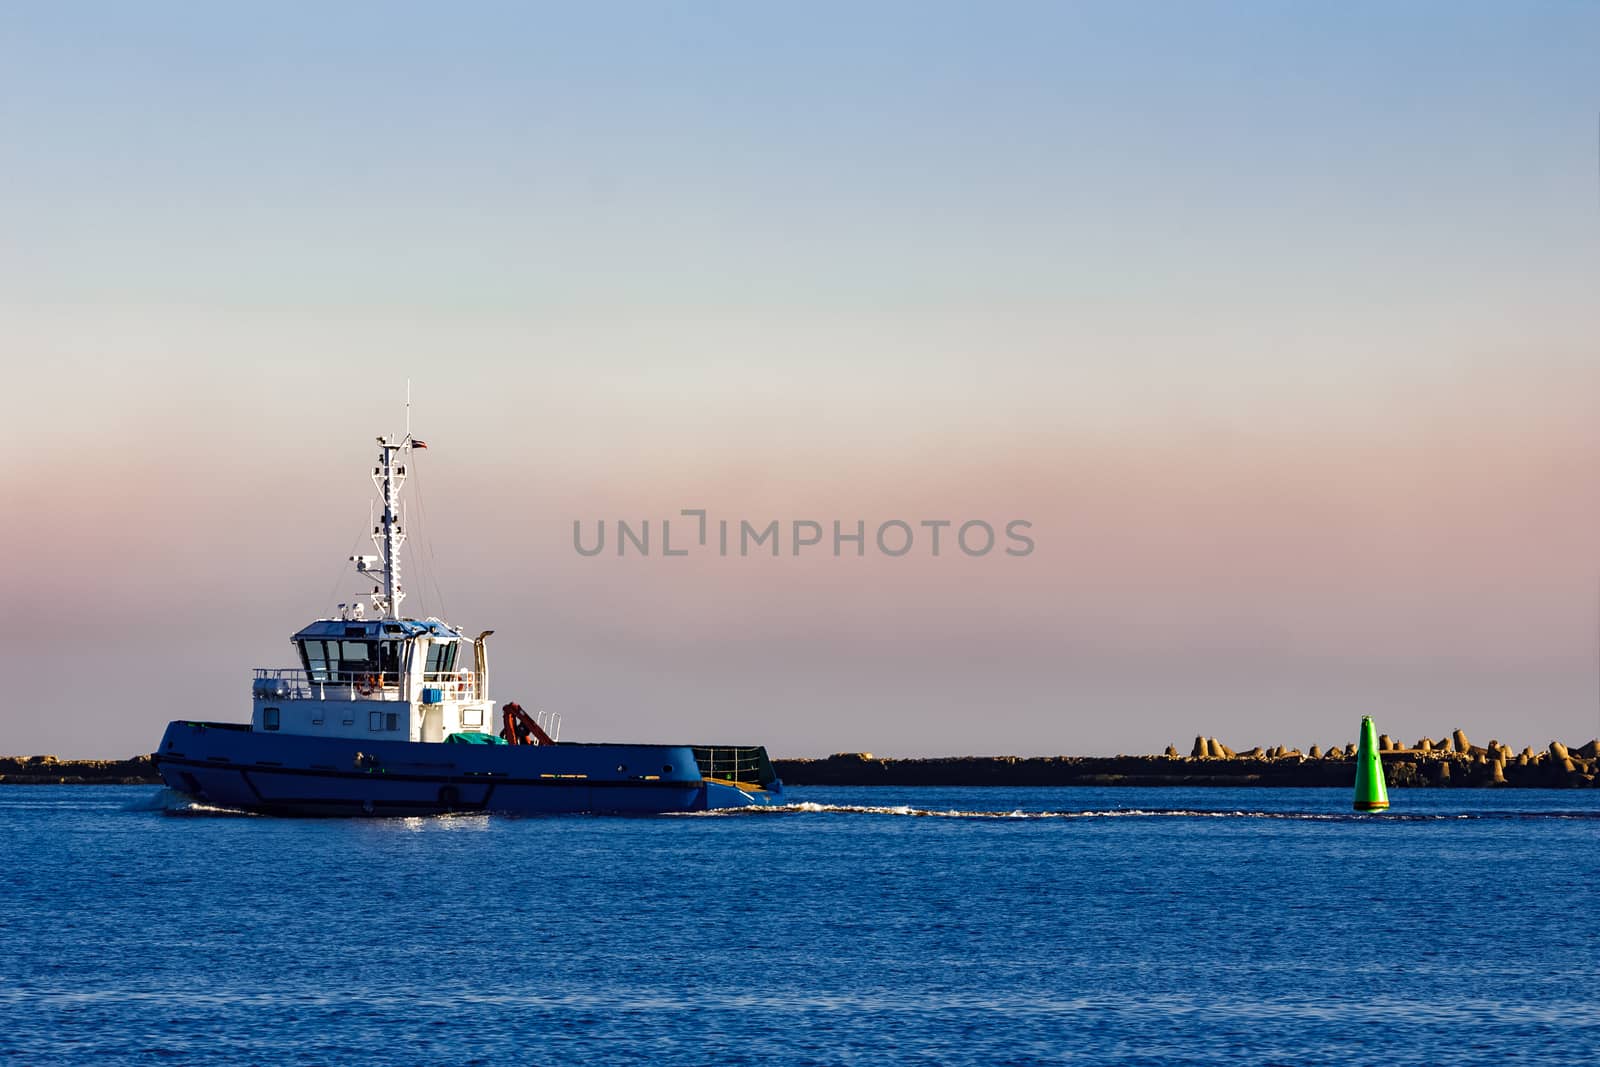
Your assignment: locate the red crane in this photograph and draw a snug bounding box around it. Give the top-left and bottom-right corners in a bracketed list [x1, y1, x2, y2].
[500, 701, 555, 746]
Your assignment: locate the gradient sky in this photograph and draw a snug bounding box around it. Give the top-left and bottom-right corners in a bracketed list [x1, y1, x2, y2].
[2, 2, 1597, 758]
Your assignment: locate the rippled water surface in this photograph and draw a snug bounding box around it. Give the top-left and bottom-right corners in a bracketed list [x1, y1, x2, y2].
[1, 785, 1596, 1065]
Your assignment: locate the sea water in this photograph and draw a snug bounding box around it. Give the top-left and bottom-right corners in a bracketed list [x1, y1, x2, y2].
[0, 785, 1595, 1065]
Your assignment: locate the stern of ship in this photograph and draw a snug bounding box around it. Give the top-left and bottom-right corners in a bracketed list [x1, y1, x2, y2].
[691, 745, 785, 809]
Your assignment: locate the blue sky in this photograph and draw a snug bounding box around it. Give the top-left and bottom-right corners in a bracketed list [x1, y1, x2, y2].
[5, 1, 1594, 316]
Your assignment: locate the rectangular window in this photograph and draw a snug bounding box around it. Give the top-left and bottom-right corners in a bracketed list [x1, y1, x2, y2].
[462, 707, 483, 727]
[386, 712, 400, 732]
[334, 641, 373, 685]
[369, 710, 384, 731]
[263, 707, 280, 731]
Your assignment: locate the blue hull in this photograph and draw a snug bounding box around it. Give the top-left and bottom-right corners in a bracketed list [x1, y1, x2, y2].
[154, 722, 783, 816]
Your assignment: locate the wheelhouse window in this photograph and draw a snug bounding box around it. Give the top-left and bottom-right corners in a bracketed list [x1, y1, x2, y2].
[424, 641, 459, 674]
[301, 640, 327, 680]
[299, 639, 403, 683]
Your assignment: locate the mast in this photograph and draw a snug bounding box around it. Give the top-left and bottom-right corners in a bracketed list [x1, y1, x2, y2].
[377, 436, 407, 619]
[352, 431, 419, 620]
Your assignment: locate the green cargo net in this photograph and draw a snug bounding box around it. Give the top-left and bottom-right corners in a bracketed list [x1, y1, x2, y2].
[692, 746, 777, 787]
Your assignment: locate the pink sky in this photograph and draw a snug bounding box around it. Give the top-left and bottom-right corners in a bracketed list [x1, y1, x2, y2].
[4, 342, 1596, 758]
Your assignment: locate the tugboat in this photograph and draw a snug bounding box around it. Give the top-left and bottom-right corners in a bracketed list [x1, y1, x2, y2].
[153, 424, 784, 815]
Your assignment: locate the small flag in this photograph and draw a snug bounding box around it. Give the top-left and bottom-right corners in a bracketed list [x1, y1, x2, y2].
[411, 439, 428, 450]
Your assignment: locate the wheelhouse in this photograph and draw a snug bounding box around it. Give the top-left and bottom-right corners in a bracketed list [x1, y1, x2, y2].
[291, 618, 461, 687]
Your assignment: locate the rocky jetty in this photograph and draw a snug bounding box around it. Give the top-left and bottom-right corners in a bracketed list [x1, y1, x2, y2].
[0, 755, 159, 785]
[773, 733, 1600, 789]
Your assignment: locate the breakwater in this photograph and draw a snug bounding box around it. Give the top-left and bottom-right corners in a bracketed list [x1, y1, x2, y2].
[774, 733, 1600, 788]
[0, 755, 157, 785]
[3, 730, 1597, 787]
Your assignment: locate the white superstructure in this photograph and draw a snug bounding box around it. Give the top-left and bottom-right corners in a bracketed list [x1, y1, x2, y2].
[247, 429, 508, 744]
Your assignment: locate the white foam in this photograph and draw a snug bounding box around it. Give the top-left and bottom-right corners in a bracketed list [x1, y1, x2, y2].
[678, 802, 1478, 821]
[123, 788, 259, 817]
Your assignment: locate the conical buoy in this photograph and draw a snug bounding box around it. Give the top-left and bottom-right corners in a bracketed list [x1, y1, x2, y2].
[1353, 715, 1390, 812]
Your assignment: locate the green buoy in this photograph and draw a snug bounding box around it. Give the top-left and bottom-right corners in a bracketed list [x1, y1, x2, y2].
[1353, 715, 1390, 812]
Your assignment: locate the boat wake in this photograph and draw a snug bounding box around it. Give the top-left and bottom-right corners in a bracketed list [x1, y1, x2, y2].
[124, 788, 261, 817]
[679, 802, 1598, 821]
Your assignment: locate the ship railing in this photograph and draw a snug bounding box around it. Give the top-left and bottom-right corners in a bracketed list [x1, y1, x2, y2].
[251, 667, 405, 702]
[421, 671, 479, 701]
[692, 745, 777, 787]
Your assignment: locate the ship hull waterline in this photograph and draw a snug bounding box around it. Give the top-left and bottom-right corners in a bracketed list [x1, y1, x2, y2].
[154, 722, 783, 816]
